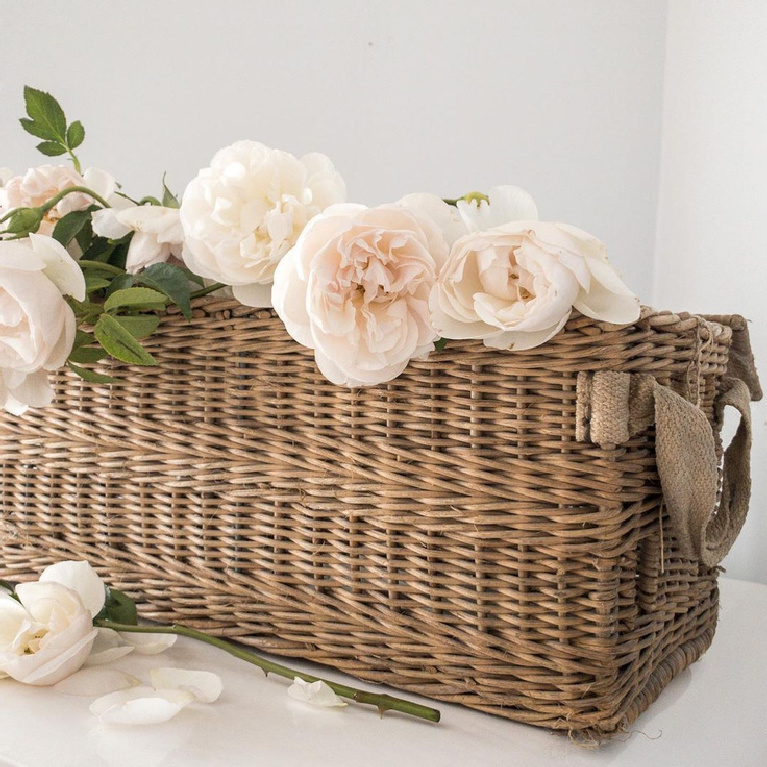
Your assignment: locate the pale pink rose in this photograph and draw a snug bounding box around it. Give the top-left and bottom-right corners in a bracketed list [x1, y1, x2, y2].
[0, 234, 86, 414]
[0, 165, 120, 237]
[273, 203, 445, 387]
[430, 221, 640, 351]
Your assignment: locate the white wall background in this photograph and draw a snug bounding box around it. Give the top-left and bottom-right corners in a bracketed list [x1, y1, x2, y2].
[656, 1, 767, 584]
[0, 1, 763, 580]
[0, 0, 666, 301]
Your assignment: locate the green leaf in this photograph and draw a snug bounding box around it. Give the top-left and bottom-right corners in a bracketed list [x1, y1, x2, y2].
[138, 195, 162, 207]
[105, 273, 134, 296]
[69, 345, 109, 364]
[19, 117, 52, 140]
[72, 329, 92, 351]
[99, 588, 138, 625]
[104, 286, 167, 312]
[52, 209, 91, 246]
[23, 86, 67, 142]
[177, 265, 205, 286]
[434, 338, 449, 352]
[94, 313, 158, 366]
[69, 331, 109, 364]
[67, 362, 116, 384]
[68, 298, 104, 322]
[108, 241, 129, 271]
[66, 120, 85, 149]
[161, 173, 180, 208]
[84, 275, 111, 293]
[35, 140, 67, 157]
[113, 314, 161, 340]
[75, 215, 93, 252]
[137, 263, 192, 319]
[81, 237, 115, 262]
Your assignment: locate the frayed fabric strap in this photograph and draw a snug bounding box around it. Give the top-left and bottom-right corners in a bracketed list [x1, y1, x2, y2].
[576, 371, 753, 567]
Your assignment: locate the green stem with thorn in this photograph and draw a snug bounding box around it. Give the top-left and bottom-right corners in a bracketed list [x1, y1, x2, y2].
[96, 620, 440, 723]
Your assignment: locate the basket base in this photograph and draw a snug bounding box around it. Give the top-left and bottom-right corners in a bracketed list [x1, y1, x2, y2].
[0, 541, 719, 742]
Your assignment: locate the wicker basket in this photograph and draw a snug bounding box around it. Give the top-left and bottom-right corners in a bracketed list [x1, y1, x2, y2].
[0, 299, 760, 740]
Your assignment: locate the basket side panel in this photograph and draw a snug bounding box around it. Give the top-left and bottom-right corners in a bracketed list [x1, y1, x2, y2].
[0, 304, 728, 736]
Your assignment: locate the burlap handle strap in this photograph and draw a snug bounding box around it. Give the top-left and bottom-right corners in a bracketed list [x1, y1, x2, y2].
[576, 371, 754, 567]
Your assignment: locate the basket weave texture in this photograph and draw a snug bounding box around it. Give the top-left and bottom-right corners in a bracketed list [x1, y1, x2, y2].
[0, 299, 748, 738]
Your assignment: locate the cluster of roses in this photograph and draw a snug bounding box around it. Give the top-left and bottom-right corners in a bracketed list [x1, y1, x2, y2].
[0, 117, 640, 414]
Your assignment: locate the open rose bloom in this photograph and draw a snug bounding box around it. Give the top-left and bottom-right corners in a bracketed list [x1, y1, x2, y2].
[430, 220, 640, 351]
[272, 203, 448, 387]
[0, 561, 105, 685]
[180, 140, 346, 308]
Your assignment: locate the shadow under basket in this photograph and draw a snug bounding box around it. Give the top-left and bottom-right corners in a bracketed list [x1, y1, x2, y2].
[0, 300, 761, 741]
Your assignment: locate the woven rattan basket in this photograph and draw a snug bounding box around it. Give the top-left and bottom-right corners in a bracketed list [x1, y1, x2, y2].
[0, 299, 761, 739]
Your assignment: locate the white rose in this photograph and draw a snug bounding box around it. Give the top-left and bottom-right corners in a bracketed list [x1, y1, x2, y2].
[0, 234, 86, 414]
[430, 221, 640, 351]
[92, 205, 184, 274]
[0, 165, 121, 237]
[273, 203, 446, 387]
[457, 185, 539, 231]
[180, 140, 346, 308]
[0, 581, 97, 685]
[398, 193, 468, 248]
[396, 185, 537, 249]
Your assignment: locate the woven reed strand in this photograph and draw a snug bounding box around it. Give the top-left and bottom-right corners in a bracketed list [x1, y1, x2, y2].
[0, 300, 731, 739]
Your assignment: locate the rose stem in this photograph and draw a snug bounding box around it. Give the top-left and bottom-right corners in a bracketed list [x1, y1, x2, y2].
[96, 620, 441, 723]
[39, 185, 112, 211]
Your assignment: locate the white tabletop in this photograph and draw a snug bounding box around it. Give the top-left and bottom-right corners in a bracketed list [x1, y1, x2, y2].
[0, 576, 765, 767]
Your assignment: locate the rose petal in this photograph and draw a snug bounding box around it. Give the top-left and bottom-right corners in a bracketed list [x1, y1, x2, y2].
[149, 667, 222, 703]
[398, 192, 468, 253]
[457, 185, 538, 232]
[5, 369, 55, 410]
[118, 633, 177, 655]
[287, 677, 347, 708]
[82, 167, 119, 201]
[0, 591, 29, 646]
[39, 560, 106, 618]
[90, 686, 195, 725]
[84, 628, 135, 666]
[231, 282, 274, 308]
[92, 208, 133, 240]
[28, 234, 87, 301]
[54, 668, 140, 697]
